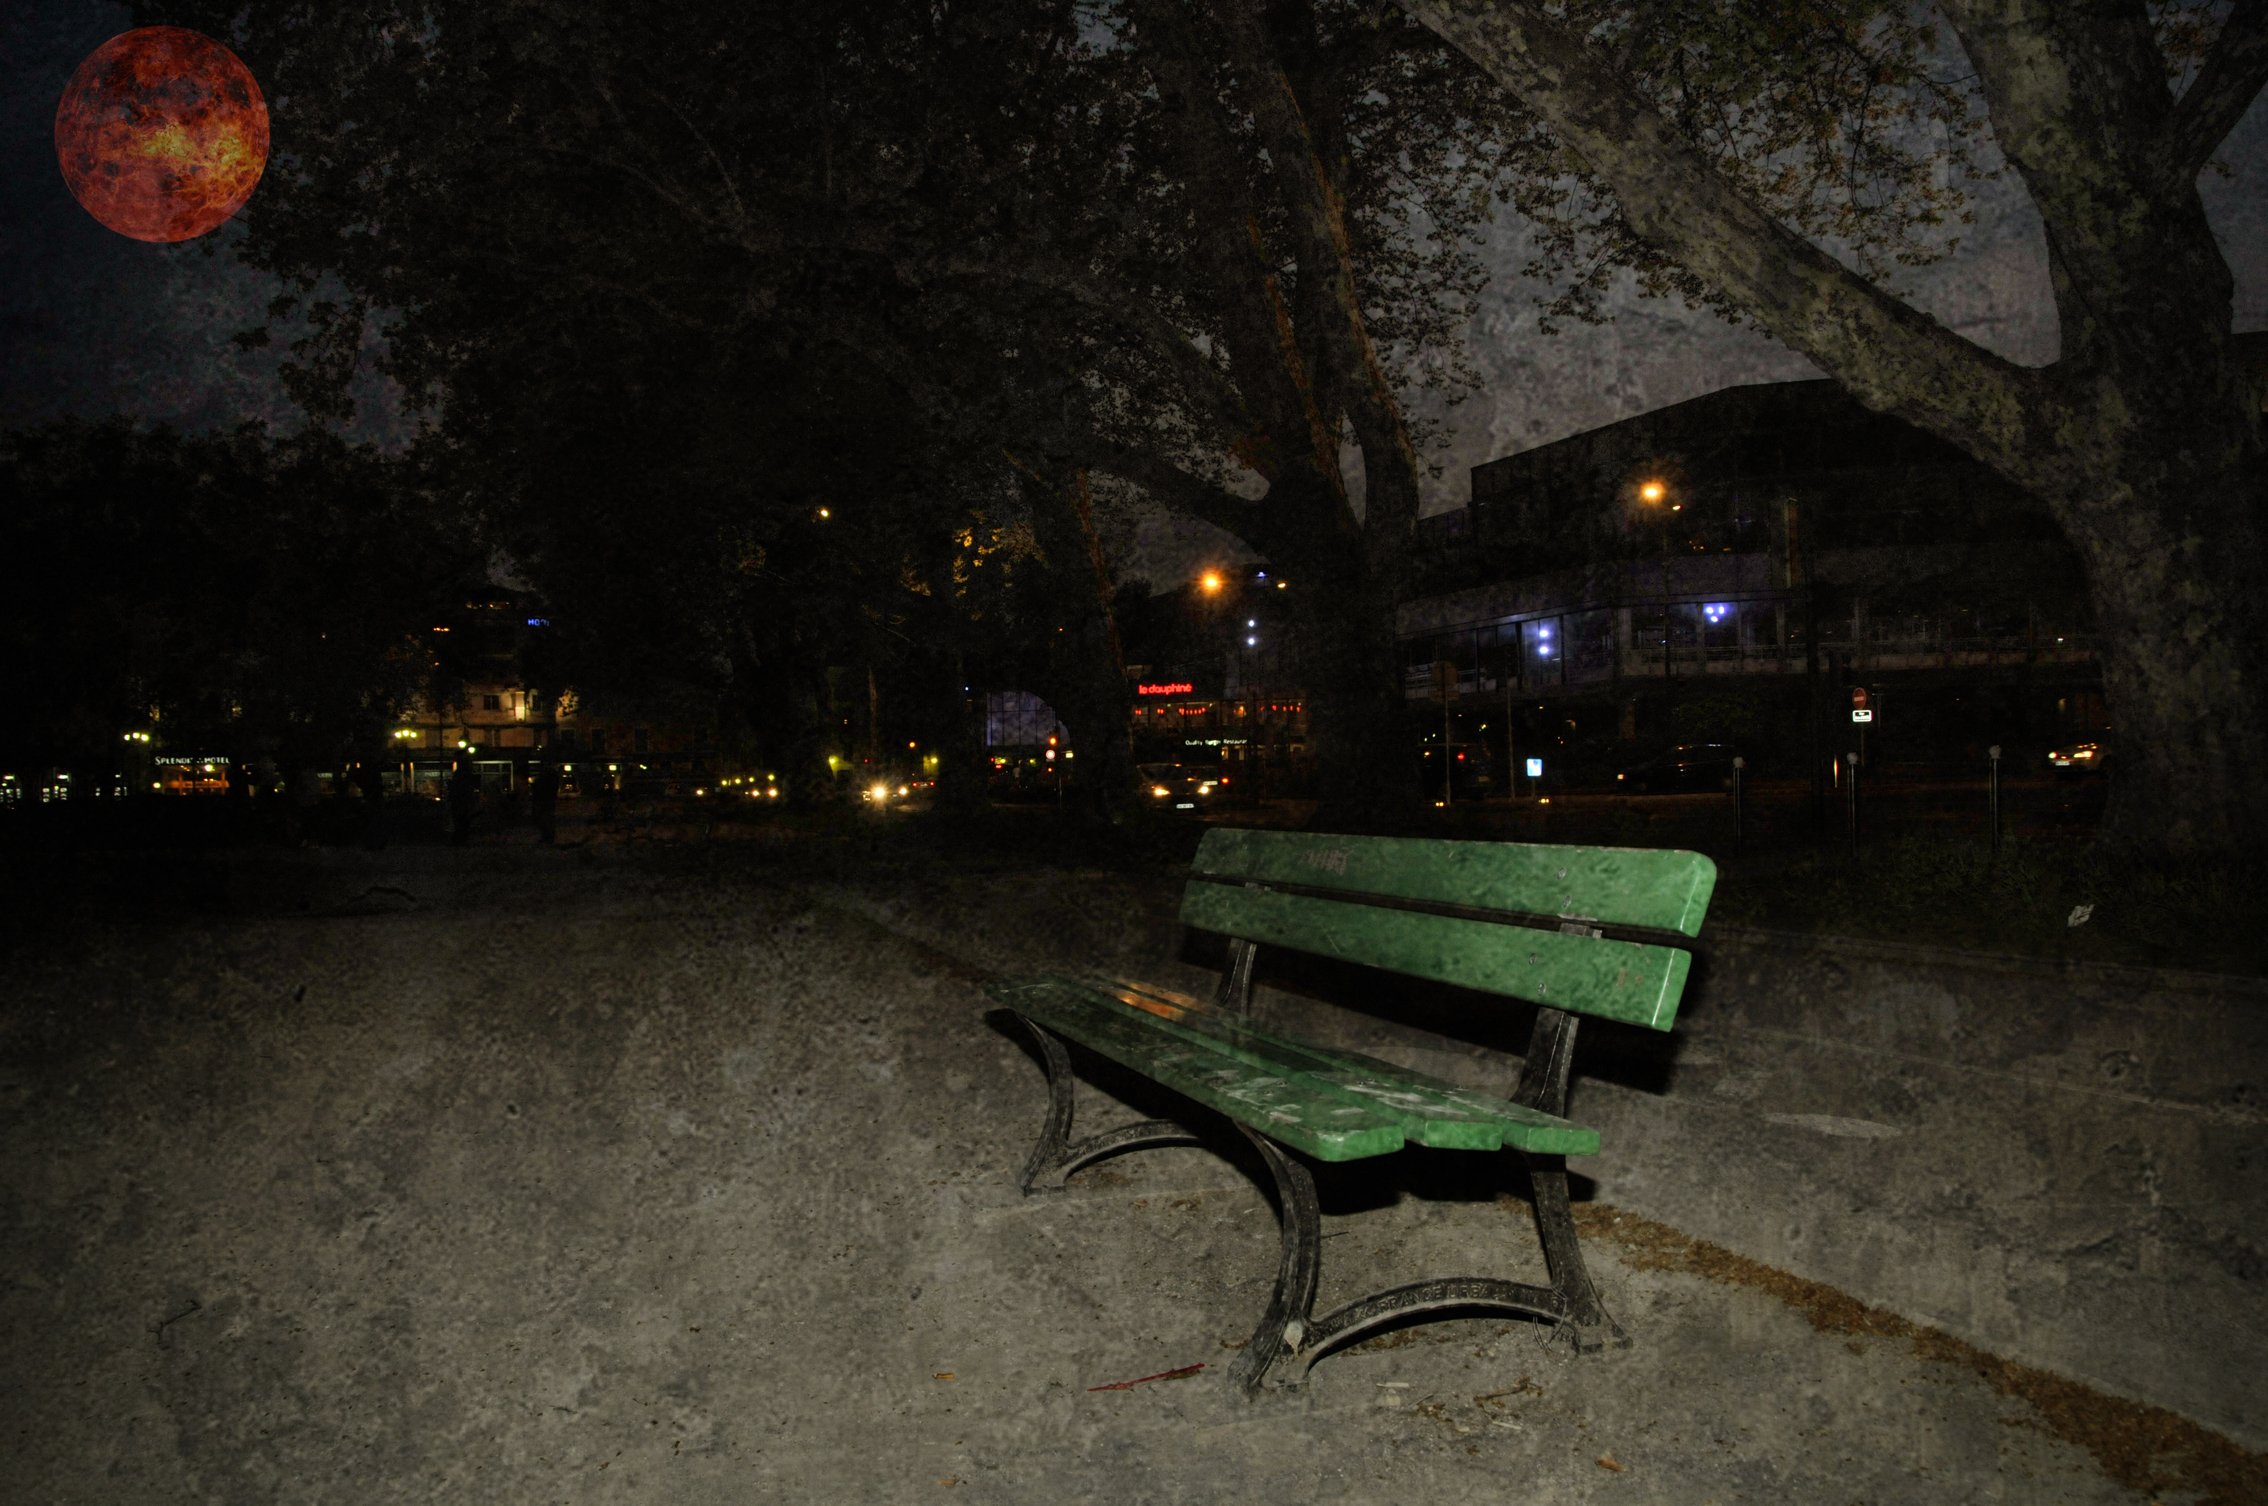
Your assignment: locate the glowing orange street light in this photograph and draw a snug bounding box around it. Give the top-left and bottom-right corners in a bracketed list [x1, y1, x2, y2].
[1639, 479, 1665, 504]
[1199, 570, 1224, 594]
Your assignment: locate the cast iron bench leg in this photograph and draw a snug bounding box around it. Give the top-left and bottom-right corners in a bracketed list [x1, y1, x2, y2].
[1011, 1017, 1627, 1388]
[1011, 1015, 1203, 1194]
[1527, 1154, 1629, 1352]
[1227, 1126, 1323, 1394]
[1234, 1143, 1628, 1390]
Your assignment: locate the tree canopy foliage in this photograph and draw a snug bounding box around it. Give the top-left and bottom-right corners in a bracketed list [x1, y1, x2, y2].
[0, 420, 480, 773]
[152, 0, 1979, 819]
[126, 0, 2268, 849]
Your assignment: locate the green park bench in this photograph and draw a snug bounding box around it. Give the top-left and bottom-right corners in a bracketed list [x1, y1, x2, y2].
[987, 827, 1717, 1393]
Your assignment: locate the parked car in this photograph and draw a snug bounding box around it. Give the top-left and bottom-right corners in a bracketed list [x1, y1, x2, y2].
[2047, 734, 2113, 777]
[1138, 762, 1220, 812]
[1614, 742, 1741, 794]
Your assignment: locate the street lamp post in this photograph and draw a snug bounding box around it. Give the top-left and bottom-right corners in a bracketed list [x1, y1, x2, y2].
[1988, 744, 2003, 859]
[1640, 480, 1678, 728]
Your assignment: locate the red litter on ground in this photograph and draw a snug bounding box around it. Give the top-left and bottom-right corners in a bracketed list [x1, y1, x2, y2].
[1087, 1363, 1206, 1391]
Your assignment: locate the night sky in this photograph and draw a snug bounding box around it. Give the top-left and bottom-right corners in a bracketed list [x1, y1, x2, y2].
[7, 0, 2268, 581]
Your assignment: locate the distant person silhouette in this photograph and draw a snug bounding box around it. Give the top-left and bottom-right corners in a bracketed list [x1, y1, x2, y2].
[354, 757, 388, 850]
[530, 760, 560, 845]
[448, 759, 481, 847]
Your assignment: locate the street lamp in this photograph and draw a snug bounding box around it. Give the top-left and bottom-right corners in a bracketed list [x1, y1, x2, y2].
[1637, 478, 1680, 682]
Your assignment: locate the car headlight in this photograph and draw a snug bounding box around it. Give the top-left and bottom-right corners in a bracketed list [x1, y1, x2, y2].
[867, 782, 890, 802]
[1151, 785, 1171, 797]
[1198, 782, 1215, 794]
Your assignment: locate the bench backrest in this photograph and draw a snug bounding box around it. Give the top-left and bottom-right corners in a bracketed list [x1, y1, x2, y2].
[1182, 828, 1716, 1030]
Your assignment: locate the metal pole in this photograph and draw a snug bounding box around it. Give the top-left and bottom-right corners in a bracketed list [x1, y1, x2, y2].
[1507, 668, 1517, 802]
[1442, 691, 1454, 807]
[1658, 525, 1673, 681]
[1987, 744, 2002, 859]
[1845, 749, 1861, 857]
[1732, 755, 1746, 848]
[1807, 632, 1827, 843]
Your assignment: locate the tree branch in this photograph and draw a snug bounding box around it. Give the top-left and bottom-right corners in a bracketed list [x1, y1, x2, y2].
[1941, 2, 2238, 395]
[2163, 0, 2268, 188]
[925, 254, 1255, 448]
[798, 297, 1267, 558]
[1218, 0, 1424, 559]
[1125, 0, 1349, 496]
[1081, 443, 1278, 556]
[1392, 0, 2061, 488]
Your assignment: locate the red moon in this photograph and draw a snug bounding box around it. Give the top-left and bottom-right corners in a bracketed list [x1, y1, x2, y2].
[54, 27, 269, 243]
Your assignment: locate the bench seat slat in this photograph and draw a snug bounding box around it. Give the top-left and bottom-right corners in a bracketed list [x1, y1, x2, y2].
[1179, 883, 1693, 1029]
[992, 979, 1407, 1161]
[1088, 977, 1600, 1157]
[991, 976, 1599, 1160]
[1192, 829, 1716, 938]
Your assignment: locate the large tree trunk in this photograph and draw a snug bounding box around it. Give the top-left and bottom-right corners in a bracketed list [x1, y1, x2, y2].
[1280, 511, 1426, 831]
[2059, 455, 2268, 854]
[1122, 0, 1432, 834]
[1295, 580, 1422, 831]
[933, 654, 990, 819]
[1021, 464, 1141, 825]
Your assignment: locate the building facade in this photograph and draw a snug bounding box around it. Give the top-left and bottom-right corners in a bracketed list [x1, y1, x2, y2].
[383, 593, 722, 798]
[1397, 375, 2108, 778]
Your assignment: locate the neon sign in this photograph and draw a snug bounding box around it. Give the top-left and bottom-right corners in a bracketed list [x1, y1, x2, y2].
[1137, 682, 1194, 696]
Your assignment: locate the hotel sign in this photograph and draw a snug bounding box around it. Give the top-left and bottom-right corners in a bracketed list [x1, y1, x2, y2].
[1137, 682, 1194, 696]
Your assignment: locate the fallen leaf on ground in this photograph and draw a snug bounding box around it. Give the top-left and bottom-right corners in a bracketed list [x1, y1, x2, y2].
[1598, 1455, 1627, 1472]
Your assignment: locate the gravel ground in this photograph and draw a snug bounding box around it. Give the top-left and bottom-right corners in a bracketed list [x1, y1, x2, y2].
[1, 834, 2256, 1504]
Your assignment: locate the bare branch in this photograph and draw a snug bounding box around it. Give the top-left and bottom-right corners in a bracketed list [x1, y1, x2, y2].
[1216, 0, 1423, 551]
[632, 80, 760, 246]
[926, 254, 1255, 448]
[1125, 0, 1349, 494]
[2163, 0, 2268, 186]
